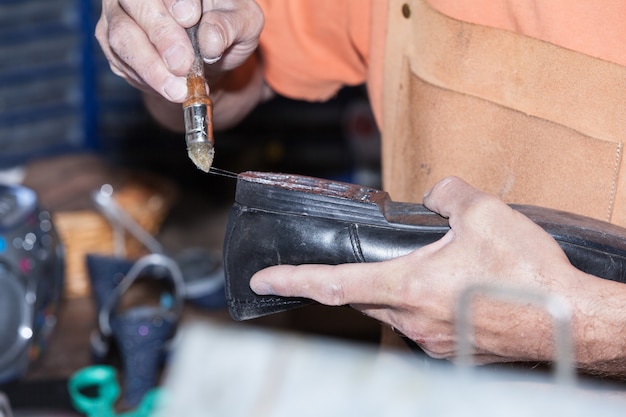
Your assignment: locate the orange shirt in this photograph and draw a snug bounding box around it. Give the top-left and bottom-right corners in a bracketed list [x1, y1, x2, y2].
[255, 0, 626, 126]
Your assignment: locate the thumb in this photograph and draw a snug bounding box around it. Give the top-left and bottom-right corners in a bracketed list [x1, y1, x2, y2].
[422, 176, 487, 223]
[198, 3, 264, 67]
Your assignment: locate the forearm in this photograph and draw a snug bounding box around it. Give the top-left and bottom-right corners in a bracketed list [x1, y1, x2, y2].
[569, 274, 626, 378]
[472, 267, 626, 379]
[513, 265, 626, 378]
[143, 52, 273, 132]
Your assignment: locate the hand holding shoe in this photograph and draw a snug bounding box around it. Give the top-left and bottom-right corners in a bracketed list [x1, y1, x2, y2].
[250, 176, 626, 373]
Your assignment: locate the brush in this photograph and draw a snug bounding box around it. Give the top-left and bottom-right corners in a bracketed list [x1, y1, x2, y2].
[183, 23, 215, 172]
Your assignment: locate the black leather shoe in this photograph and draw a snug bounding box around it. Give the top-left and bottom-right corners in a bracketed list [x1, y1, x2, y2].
[223, 172, 626, 321]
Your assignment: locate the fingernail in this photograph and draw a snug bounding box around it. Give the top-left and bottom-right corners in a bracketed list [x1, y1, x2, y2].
[250, 280, 274, 295]
[171, 0, 196, 23]
[163, 76, 187, 101]
[423, 183, 437, 199]
[164, 44, 187, 71]
[203, 54, 222, 64]
[202, 24, 226, 62]
[424, 176, 454, 199]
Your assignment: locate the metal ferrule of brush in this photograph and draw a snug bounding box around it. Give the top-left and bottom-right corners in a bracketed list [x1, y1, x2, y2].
[184, 103, 210, 146]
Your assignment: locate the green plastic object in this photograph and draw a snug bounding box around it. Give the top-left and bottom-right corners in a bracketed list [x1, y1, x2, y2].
[68, 365, 162, 417]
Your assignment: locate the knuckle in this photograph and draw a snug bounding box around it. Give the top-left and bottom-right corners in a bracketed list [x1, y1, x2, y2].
[215, 1, 264, 44]
[106, 21, 131, 56]
[148, 23, 177, 46]
[247, 1, 265, 34]
[139, 65, 165, 89]
[321, 282, 347, 306]
[94, 19, 107, 43]
[460, 193, 502, 227]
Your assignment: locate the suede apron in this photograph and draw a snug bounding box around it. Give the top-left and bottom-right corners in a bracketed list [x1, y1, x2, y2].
[381, 0, 626, 226]
[378, 0, 626, 350]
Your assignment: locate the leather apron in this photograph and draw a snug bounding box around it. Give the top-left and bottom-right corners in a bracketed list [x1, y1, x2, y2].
[381, 0, 626, 226]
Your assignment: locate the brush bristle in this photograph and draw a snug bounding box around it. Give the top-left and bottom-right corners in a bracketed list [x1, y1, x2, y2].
[187, 142, 215, 173]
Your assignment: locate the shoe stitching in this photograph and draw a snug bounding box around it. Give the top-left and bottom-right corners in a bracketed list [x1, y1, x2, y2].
[608, 142, 623, 222]
[348, 223, 366, 263]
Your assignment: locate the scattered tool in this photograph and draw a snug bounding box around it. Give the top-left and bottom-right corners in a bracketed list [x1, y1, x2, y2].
[183, 23, 215, 172]
[68, 365, 162, 417]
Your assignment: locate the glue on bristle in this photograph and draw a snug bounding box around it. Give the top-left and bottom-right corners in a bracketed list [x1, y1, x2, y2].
[187, 142, 215, 173]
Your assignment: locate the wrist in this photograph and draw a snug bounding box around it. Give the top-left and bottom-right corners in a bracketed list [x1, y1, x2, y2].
[565, 273, 626, 376]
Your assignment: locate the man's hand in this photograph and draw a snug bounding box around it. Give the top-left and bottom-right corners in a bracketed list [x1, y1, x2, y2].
[96, 0, 263, 101]
[250, 177, 622, 369]
[96, 0, 268, 131]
